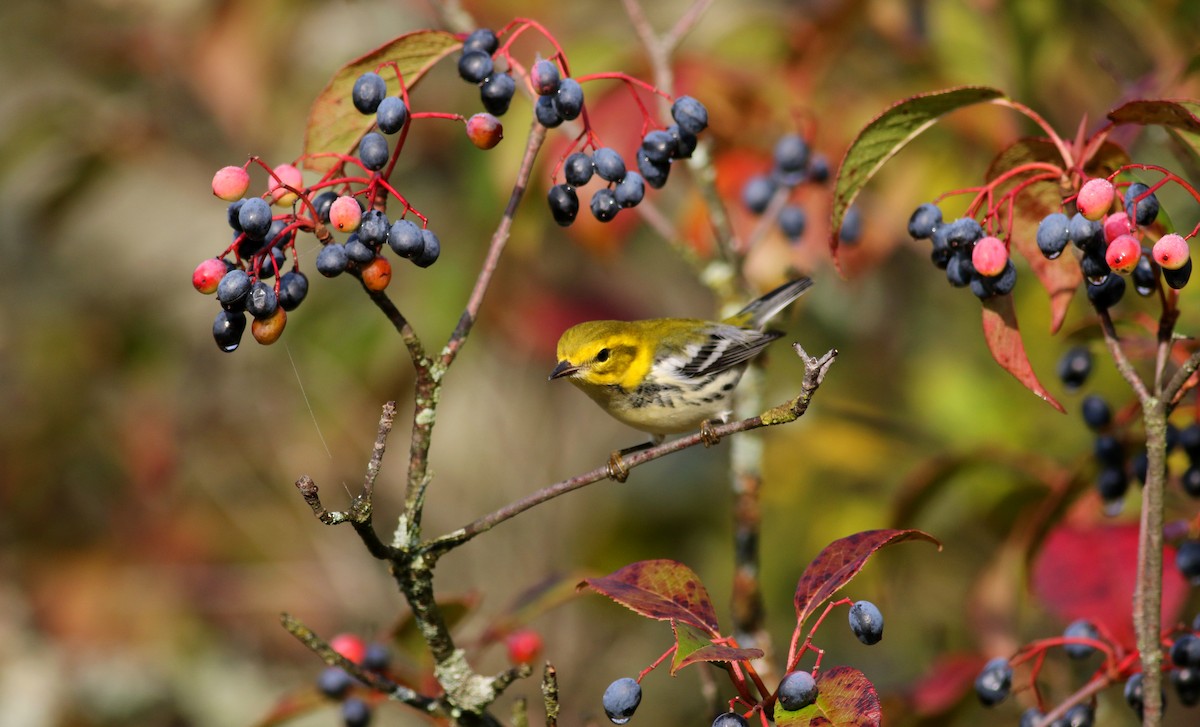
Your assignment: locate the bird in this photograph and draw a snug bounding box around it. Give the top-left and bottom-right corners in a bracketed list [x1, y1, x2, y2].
[549, 277, 813, 480]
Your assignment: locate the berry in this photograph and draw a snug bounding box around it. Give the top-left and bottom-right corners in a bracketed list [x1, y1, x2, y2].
[1125, 182, 1160, 226]
[329, 196, 363, 233]
[531, 59, 561, 95]
[712, 713, 748, 727]
[1181, 423, 1200, 461]
[671, 95, 708, 135]
[839, 206, 863, 244]
[1125, 673, 1147, 717]
[972, 236, 1008, 277]
[331, 633, 367, 665]
[358, 210, 390, 248]
[590, 188, 620, 222]
[363, 642, 391, 672]
[1154, 233, 1190, 270]
[1060, 703, 1094, 726]
[1069, 213, 1103, 250]
[212, 166, 250, 201]
[1094, 434, 1124, 467]
[359, 132, 390, 171]
[848, 600, 883, 645]
[238, 197, 273, 240]
[946, 252, 975, 288]
[388, 219, 424, 258]
[553, 78, 584, 120]
[1106, 234, 1142, 273]
[216, 269, 252, 310]
[312, 191, 337, 223]
[592, 147, 626, 183]
[213, 310, 247, 352]
[773, 134, 809, 185]
[352, 72, 387, 114]
[1077, 177, 1115, 220]
[505, 629, 542, 666]
[361, 256, 392, 291]
[1057, 346, 1093, 391]
[316, 243, 350, 277]
[1087, 273, 1125, 309]
[563, 152, 594, 187]
[1133, 450, 1149, 485]
[908, 203, 942, 240]
[1178, 540, 1200, 582]
[1104, 211, 1132, 243]
[193, 258, 229, 295]
[1183, 466, 1200, 497]
[246, 280, 278, 319]
[1132, 253, 1158, 295]
[547, 184, 579, 227]
[974, 657, 1012, 706]
[1019, 708, 1045, 727]
[1081, 395, 1112, 430]
[943, 217, 984, 249]
[278, 271, 308, 311]
[1080, 246, 1111, 281]
[1164, 257, 1193, 289]
[777, 670, 818, 711]
[317, 666, 353, 698]
[779, 205, 807, 241]
[742, 175, 776, 214]
[457, 50, 494, 84]
[1172, 633, 1200, 668]
[602, 677, 642, 724]
[480, 73, 516, 116]
[466, 113, 503, 150]
[636, 149, 670, 189]
[376, 96, 409, 134]
[808, 153, 830, 183]
[341, 696, 372, 727]
[1063, 619, 1101, 659]
[977, 260, 1017, 298]
[462, 28, 498, 55]
[641, 130, 676, 164]
[227, 199, 246, 232]
[534, 95, 563, 127]
[1173, 667, 1200, 706]
[414, 229, 441, 268]
[251, 306, 286, 345]
[665, 125, 697, 159]
[1036, 212, 1071, 259]
[614, 172, 645, 208]
[268, 163, 302, 206]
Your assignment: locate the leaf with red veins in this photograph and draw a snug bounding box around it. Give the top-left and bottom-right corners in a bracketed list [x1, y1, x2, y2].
[981, 294, 1066, 413]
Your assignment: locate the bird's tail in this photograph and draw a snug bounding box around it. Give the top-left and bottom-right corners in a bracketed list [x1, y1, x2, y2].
[727, 277, 813, 329]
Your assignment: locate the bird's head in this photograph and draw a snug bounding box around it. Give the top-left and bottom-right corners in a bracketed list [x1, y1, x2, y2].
[549, 321, 650, 390]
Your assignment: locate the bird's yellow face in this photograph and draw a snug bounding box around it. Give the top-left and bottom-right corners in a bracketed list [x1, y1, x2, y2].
[549, 321, 653, 391]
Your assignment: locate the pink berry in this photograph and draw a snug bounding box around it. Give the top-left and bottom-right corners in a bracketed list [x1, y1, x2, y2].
[1153, 233, 1190, 270]
[1077, 178, 1115, 221]
[330, 633, 367, 665]
[971, 236, 1009, 277]
[329, 195, 362, 232]
[466, 113, 503, 150]
[212, 166, 250, 201]
[505, 629, 543, 666]
[192, 258, 229, 294]
[1103, 212, 1132, 243]
[1105, 234, 1141, 274]
[268, 163, 303, 206]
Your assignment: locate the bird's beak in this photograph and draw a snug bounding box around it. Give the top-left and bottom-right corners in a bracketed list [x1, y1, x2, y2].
[549, 360, 579, 380]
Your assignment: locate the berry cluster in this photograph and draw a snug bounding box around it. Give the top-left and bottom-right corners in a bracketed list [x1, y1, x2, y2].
[454, 28, 510, 148]
[740, 133, 849, 244]
[317, 633, 394, 727]
[906, 204, 1017, 299]
[546, 95, 709, 226]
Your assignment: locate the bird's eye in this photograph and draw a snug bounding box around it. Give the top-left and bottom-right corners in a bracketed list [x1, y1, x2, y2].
[595, 348, 610, 362]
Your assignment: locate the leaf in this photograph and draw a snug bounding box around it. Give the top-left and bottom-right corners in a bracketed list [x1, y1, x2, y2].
[303, 30, 460, 172]
[1031, 522, 1189, 649]
[980, 294, 1066, 413]
[829, 86, 1006, 269]
[905, 652, 988, 717]
[671, 622, 764, 674]
[1107, 99, 1200, 133]
[774, 666, 881, 727]
[580, 559, 719, 635]
[794, 530, 940, 626]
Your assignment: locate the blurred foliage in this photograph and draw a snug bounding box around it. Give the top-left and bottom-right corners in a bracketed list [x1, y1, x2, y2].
[2, 0, 1200, 725]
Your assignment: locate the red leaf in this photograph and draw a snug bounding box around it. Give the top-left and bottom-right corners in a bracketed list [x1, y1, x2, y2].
[774, 666, 881, 727]
[671, 622, 763, 674]
[580, 560, 719, 635]
[1107, 99, 1200, 133]
[905, 652, 987, 716]
[980, 295, 1066, 413]
[794, 530, 940, 626]
[1031, 523, 1189, 649]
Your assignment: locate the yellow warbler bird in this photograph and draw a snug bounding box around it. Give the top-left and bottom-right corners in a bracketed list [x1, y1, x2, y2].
[549, 277, 812, 475]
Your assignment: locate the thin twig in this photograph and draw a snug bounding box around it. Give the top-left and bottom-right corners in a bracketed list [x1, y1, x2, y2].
[1098, 309, 1151, 403]
[542, 664, 560, 727]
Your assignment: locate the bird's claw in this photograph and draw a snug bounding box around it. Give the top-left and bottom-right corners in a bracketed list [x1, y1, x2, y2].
[700, 420, 722, 448]
[607, 451, 630, 483]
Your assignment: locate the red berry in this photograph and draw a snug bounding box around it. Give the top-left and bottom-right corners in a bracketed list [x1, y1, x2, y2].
[329, 195, 362, 232]
[1103, 212, 1132, 243]
[212, 166, 250, 201]
[505, 629, 543, 666]
[193, 258, 229, 294]
[361, 255, 392, 291]
[466, 113, 503, 150]
[1105, 234, 1142, 274]
[1153, 233, 1190, 270]
[1077, 177, 1115, 221]
[971, 236, 1008, 277]
[251, 306, 287, 345]
[268, 163, 303, 206]
[330, 633, 367, 665]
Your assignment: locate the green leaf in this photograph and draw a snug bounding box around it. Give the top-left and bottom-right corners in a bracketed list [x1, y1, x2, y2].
[980, 294, 1065, 413]
[774, 666, 881, 727]
[671, 622, 763, 674]
[829, 86, 1006, 268]
[580, 559, 720, 635]
[303, 30, 460, 173]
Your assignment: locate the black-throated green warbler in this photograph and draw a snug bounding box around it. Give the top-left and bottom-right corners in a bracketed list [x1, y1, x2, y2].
[549, 277, 813, 448]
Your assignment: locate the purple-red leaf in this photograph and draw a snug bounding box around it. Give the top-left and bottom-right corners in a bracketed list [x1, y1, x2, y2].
[774, 666, 881, 727]
[794, 530, 940, 626]
[1107, 99, 1200, 133]
[981, 294, 1066, 413]
[671, 622, 764, 674]
[580, 559, 719, 635]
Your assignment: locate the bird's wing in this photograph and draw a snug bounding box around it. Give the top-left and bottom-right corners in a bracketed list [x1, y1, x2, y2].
[663, 325, 783, 380]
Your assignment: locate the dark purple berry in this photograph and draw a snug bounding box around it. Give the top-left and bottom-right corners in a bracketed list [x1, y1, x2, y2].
[666, 125, 697, 159]
[278, 270, 308, 311]
[1098, 466, 1129, 504]
[773, 134, 809, 185]
[1057, 346, 1093, 391]
[1081, 395, 1112, 430]
[614, 172, 645, 208]
[531, 59, 560, 95]
[1133, 252, 1158, 295]
[213, 309, 247, 352]
[345, 235, 375, 264]
[1182, 423, 1200, 461]
[592, 147, 626, 183]
[908, 203, 942, 240]
[227, 199, 245, 232]
[1173, 667, 1200, 706]
[779, 205, 807, 241]
[341, 696, 372, 727]
[602, 677, 641, 724]
[548, 184, 579, 227]
[414, 229, 440, 268]
[1019, 708, 1044, 727]
[671, 95, 708, 135]
[534, 95, 563, 128]
[563, 152, 594, 187]
[553, 78, 584, 120]
[839, 206, 863, 244]
[808, 153, 830, 183]
[641, 130, 676, 164]
[376, 96, 408, 134]
[313, 191, 337, 223]
[1069, 213, 1103, 250]
[1133, 450, 1149, 485]
[1087, 272, 1125, 310]
[317, 666, 353, 698]
[1094, 434, 1124, 467]
[742, 175, 776, 214]
[217, 269, 252, 310]
[1125, 182, 1160, 226]
[974, 657, 1012, 706]
[359, 132, 389, 172]
[1064, 619, 1101, 659]
[458, 50, 494, 84]
[1172, 633, 1200, 668]
[388, 219, 424, 258]
[1164, 257, 1193, 290]
[1036, 212, 1070, 259]
[352, 72, 387, 114]
[480, 73, 516, 116]
[238, 197, 273, 240]
[256, 246, 286, 280]
[590, 188, 620, 222]
[946, 252, 974, 288]
[942, 217, 983, 249]
[1061, 703, 1094, 726]
[636, 149, 669, 189]
[246, 280, 278, 319]
[316, 243, 349, 277]
[848, 600, 883, 645]
[358, 210, 389, 248]
[462, 28, 498, 55]
[363, 642, 391, 671]
[1178, 541, 1200, 583]
[777, 670, 818, 711]
[711, 713, 748, 727]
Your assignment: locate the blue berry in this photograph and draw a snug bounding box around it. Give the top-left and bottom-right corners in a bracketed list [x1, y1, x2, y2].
[641, 130, 676, 164]
[534, 95, 563, 128]
[636, 149, 669, 189]
[808, 153, 830, 183]
[946, 252, 974, 288]
[1182, 423, 1200, 461]
[531, 59, 560, 95]
[1177, 540, 1200, 583]
[1057, 346, 1093, 391]
[742, 175, 776, 214]
[312, 191, 337, 223]
[341, 696, 372, 727]
[1069, 213, 1103, 250]
[345, 234, 375, 264]
[278, 271, 308, 311]
[256, 246, 286, 280]
[1087, 273, 1125, 309]
[376, 96, 408, 134]
[457, 50, 494, 84]
[352, 72, 387, 114]
[316, 243, 349, 277]
[213, 310, 247, 352]
[480, 73, 516, 116]
[975, 260, 1016, 298]
[773, 134, 809, 184]
[388, 219, 423, 258]
[779, 205, 807, 241]
[1125, 182, 1160, 226]
[414, 229, 441, 268]
[554, 78, 584, 120]
[592, 147, 626, 183]
[359, 132, 389, 171]
[907, 203, 942, 240]
[590, 188, 620, 222]
[614, 172, 645, 208]
[1019, 708, 1044, 727]
[1063, 619, 1101, 659]
[238, 197, 273, 240]
[671, 95, 708, 135]
[666, 125, 697, 159]
[1060, 703, 1094, 726]
[227, 199, 245, 232]
[1124, 672, 1165, 721]
[942, 217, 983, 249]
[602, 677, 641, 724]
[1081, 395, 1112, 430]
[317, 666, 353, 698]
[974, 657, 1012, 706]
[1164, 257, 1193, 290]
[1094, 434, 1124, 467]
[246, 280, 278, 319]
[1036, 212, 1071, 259]
[839, 206, 863, 244]
[363, 642, 391, 671]
[777, 670, 818, 711]
[1172, 633, 1200, 668]
[358, 210, 389, 248]
[1133, 450, 1149, 485]
[217, 269, 252, 310]
[848, 600, 883, 645]
[462, 28, 498, 55]
[1173, 667, 1200, 706]
[563, 152, 594, 187]
[1187, 466, 1200, 497]
[547, 184, 579, 226]
[1132, 252, 1158, 295]
[711, 714, 748, 727]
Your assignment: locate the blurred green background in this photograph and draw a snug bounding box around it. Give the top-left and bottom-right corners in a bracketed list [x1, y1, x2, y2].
[3, 0, 1200, 725]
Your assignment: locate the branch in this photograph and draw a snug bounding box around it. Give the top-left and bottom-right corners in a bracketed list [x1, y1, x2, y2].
[426, 346, 837, 554]
[1098, 309, 1151, 403]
